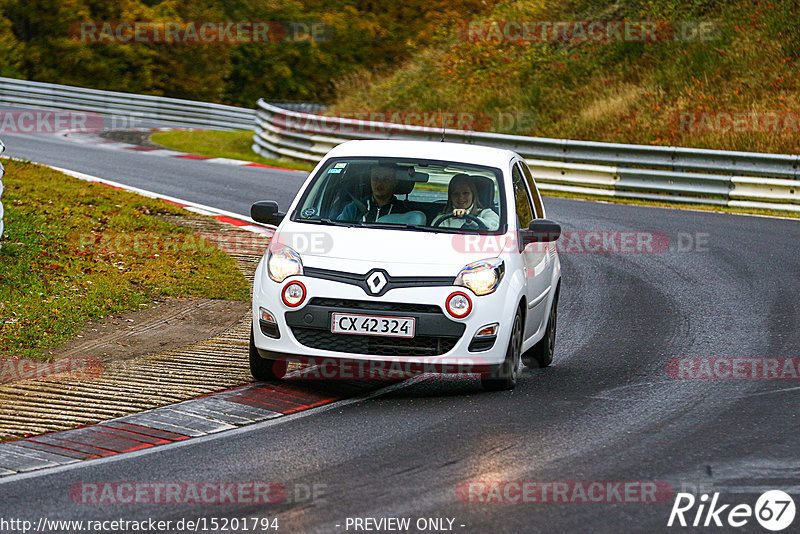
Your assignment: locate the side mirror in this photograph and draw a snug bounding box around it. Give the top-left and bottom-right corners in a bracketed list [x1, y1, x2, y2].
[251, 201, 285, 226]
[520, 219, 561, 245]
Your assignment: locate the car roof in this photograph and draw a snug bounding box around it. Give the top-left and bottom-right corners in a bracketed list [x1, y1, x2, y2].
[324, 140, 518, 170]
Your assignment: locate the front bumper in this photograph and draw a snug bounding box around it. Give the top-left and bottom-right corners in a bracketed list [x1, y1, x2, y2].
[251, 261, 516, 371]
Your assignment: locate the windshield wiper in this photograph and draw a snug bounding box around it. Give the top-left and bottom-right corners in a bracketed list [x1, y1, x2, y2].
[366, 222, 437, 232]
[301, 218, 361, 227]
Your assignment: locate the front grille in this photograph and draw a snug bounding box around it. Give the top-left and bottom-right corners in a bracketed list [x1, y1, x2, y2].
[303, 267, 455, 297]
[308, 297, 441, 315]
[290, 327, 459, 357]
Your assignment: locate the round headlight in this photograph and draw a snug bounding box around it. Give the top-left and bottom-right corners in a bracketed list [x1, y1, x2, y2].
[282, 281, 306, 307]
[446, 291, 472, 318]
[268, 245, 303, 283]
[455, 259, 505, 296]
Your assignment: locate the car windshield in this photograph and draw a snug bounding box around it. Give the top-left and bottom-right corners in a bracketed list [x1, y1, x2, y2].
[293, 157, 505, 233]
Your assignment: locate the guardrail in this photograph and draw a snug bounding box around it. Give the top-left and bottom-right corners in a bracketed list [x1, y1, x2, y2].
[253, 100, 800, 212]
[0, 77, 256, 130]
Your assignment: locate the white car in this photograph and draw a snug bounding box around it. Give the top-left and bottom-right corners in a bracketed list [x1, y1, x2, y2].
[249, 140, 561, 390]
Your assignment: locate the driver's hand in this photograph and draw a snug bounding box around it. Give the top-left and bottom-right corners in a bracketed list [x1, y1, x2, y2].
[453, 208, 468, 217]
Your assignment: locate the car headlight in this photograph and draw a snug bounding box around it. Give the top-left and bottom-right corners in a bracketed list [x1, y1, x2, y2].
[268, 244, 303, 283]
[455, 259, 504, 296]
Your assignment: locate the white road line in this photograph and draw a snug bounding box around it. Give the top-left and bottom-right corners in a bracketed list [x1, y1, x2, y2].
[46, 163, 278, 232]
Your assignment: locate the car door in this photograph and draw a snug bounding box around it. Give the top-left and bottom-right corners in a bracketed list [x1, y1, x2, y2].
[511, 160, 551, 341]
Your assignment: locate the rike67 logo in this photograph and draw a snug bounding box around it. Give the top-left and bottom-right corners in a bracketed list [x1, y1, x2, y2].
[668, 490, 796, 531]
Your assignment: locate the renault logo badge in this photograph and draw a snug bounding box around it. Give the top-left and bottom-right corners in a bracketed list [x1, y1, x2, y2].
[366, 271, 388, 294]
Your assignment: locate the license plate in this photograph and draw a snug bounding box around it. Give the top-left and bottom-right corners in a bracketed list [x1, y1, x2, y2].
[330, 313, 416, 338]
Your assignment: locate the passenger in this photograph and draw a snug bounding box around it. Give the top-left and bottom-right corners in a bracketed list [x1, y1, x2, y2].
[337, 165, 411, 222]
[433, 174, 499, 230]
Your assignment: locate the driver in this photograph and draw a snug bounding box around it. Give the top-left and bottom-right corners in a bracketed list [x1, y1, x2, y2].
[337, 164, 411, 222]
[432, 174, 499, 230]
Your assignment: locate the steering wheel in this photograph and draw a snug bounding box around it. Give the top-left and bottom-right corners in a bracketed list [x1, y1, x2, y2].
[432, 213, 489, 230]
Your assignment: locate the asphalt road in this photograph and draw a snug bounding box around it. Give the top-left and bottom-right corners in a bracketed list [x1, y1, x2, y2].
[0, 121, 306, 215]
[1, 126, 799, 533]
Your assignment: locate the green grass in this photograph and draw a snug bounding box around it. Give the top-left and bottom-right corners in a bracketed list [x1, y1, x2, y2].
[151, 130, 314, 171]
[0, 159, 251, 360]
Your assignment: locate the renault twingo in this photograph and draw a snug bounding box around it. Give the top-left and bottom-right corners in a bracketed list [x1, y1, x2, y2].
[250, 140, 561, 391]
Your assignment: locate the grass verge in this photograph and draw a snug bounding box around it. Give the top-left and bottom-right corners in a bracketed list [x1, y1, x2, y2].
[150, 130, 314, 171]
[0, 159, 251, 360]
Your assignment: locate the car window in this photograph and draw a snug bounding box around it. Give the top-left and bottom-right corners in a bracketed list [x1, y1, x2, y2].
[519, 161, 544, 219]
[291, 157, 505, 234]
[511, 162, 535, 230]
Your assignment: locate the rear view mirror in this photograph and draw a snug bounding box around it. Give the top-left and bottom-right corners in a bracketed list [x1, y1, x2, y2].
[251, 201, 285, 226]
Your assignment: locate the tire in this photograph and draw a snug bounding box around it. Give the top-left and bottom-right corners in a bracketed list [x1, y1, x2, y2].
[249, 325, 284, 381]
[523, 290, 558, 369]
[481, 310, 523, 391]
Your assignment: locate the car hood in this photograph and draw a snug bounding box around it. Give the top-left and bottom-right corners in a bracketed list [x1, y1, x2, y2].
[274, 221, 501, 277]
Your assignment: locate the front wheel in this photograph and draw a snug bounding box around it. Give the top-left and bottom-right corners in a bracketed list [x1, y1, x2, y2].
[249, 325, 285, 381]
[523, 291, 558, 368]
[481, 310, 523, 391]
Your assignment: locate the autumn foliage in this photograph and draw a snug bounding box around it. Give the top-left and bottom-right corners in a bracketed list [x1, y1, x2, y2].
[0, 0, 500, 105]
